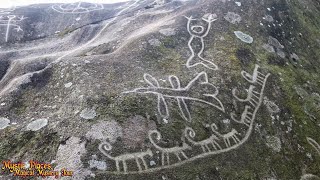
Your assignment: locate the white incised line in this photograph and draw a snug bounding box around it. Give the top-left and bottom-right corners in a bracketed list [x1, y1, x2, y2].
[55, 0, 142, 63]
[101, 68, 271, 175]
[0, 0, 143, 97]
[307, 137, 320, 155]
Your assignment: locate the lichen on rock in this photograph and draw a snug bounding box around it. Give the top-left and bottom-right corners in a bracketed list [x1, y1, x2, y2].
[80, 108, 97, 120]
[262, 43, 275, 53]
[266, 136, 282, 152]
[148, 38, 162, 47]
[263, 15, 274, 22]
[85, 120, 123, 143]
[268, 36, 284, 49]
[224, 12, 242, 24]
[88, 157, 107, 171]
[26, 118, 48, 131]
[234, 31, 253, 44]
[0, 117, 10, 130]
[159, 28, 176, 36]
[53, 136, 89, 179]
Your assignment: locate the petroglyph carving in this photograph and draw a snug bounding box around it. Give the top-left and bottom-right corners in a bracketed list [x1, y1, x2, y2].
[0, 15, 26, 42]
[232, 65, 269, 110]
[107, 65, 270, 174]
[211, 123, 241, 148]
[123, 72, 225, 122]
[241, 65, 267, 85]
[231, 65, 271, 127]
[99, 141, 153, 173]
[149, 130, 191, 166]
[307, 137, 320, 156]
[0, 6, 15, 15]
[231, 105, 253, 127]
[300, 174, 320, 180]
[184, 127, 222, 153]
[233, 85, 261, 107]
[232, 85, 256, 102]
[52, 2, 104, 14]
[184, 13, 218, 70]
[127, 73, 170, 119]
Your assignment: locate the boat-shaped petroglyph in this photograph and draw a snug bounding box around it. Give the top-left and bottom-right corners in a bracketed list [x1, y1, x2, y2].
[101, 64, 270, 174]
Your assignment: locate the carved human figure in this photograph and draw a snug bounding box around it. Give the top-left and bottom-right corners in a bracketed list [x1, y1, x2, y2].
[184, 13, 218, 70]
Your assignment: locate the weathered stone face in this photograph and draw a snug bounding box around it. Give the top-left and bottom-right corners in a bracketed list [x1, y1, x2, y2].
[0, 117, 10, 129]
[0, 0, 319, 179]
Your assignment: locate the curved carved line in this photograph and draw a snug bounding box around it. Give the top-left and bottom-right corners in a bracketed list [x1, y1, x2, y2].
[52, 2, 104, 14]
[307, 137, 320, 155]
[185, 14, 218, 70]
[102, 73, 270, 174]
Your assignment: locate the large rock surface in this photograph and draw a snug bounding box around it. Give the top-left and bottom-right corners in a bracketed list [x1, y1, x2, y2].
[0, 0, 319, 179]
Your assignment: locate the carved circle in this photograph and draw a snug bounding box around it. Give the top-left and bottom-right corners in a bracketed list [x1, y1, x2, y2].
[100, 142, 112, 151]
[191, 25, 205, 34]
